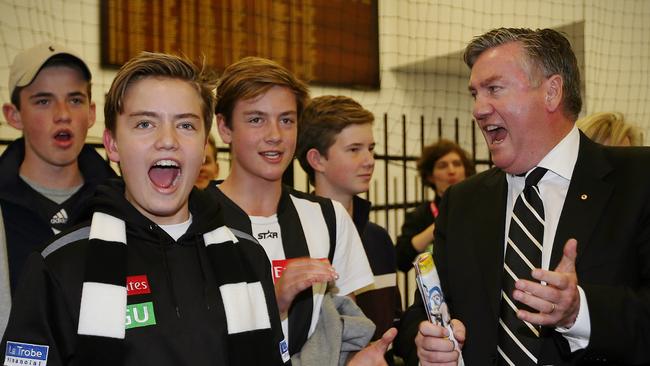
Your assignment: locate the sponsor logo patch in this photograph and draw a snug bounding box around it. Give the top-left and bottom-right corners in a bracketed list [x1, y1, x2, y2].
[279, 338, 290, 363]
[257, 229, 279, 240]
[5, 341, 49, 366]
[126, 301, 157, 329]
[271, 258, 328, 283]
[126, 274, 151, 296]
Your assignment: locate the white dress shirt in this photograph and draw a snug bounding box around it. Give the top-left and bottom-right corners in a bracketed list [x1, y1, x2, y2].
[504, 125, 590, 351]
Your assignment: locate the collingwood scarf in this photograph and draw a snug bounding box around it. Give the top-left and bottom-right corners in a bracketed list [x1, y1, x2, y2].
[74, 211, 284, 365]
[210, 185, 337, 356]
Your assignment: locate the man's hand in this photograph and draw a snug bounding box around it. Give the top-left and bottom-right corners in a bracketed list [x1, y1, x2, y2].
[346, 327, 398, 366]
[513, 238, 580, 328]
[274, 257, 338, 315]
[415, 319, 465, 366]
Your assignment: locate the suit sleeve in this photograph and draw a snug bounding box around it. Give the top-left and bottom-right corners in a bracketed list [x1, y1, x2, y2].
[394, 193, 453, 366]
[579, 207, 650, 364]
[1, 253, 77, 366]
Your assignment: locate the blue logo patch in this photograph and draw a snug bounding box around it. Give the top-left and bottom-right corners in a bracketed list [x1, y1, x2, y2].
[5, 341, 49, 366]
[279, 338, 290, 363]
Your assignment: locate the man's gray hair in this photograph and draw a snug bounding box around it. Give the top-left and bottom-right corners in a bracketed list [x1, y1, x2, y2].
[464, 28, 582, 120]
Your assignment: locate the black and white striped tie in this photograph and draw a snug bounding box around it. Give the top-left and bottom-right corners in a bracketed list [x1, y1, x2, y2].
[498, 167, 547, 366]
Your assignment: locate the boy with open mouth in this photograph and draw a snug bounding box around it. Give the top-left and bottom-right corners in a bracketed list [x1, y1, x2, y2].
[1, 52, 288, 366]
[0, 43, 116, 334]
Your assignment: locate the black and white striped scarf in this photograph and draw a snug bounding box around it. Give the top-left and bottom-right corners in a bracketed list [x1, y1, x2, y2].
[73, 211, 287, 365]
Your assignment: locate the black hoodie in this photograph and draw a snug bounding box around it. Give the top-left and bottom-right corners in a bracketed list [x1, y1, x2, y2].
[1, 179, 288, 366]
[0, 138, 117, 292]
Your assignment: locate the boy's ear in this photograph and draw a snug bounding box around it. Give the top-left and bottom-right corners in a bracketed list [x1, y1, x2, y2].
[216, 114, 232, 144]
[88, 101, 96, 129]
[306, 148, 326, 173]
[103, 129, 120, 163]
[2, 103, 23, 130]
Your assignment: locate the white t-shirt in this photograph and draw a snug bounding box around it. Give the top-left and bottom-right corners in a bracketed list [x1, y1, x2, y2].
[250, 196, 373, 345]
[159, 215, 192, 241]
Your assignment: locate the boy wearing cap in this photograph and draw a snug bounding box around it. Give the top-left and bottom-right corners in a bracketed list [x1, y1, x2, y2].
[0, 43, 115, 332]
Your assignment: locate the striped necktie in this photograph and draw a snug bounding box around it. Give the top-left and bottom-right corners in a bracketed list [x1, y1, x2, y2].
[498, 167, 548, 365]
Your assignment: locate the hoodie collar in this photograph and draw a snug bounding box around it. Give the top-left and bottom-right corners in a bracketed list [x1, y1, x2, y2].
[89, 179, 221, 246]
[0, 138, 116, 200]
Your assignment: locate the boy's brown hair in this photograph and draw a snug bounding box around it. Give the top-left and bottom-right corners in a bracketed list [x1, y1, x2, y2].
[297, 95, 374, 184]
[214, 57, 309, 128]
[104, 52, 217, 135]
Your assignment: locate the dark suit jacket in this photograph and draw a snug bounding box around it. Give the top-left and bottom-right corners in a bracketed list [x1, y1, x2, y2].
[395, 134, 650, 365]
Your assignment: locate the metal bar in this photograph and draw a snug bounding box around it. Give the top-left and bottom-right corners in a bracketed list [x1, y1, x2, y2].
[383, 113, 389, 230]
[420, 115, 425, 201]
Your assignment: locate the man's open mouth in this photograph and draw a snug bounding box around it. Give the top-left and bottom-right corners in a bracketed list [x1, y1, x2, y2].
[485, 125, 507, 144]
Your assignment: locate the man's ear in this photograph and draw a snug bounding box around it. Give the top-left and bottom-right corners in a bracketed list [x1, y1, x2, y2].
[103, 129, 120, 163]
[216, 114, 232, 144]
[2, 103, 23, 130]
[544, 74, 563, 112]
[306, 148, 326, 173]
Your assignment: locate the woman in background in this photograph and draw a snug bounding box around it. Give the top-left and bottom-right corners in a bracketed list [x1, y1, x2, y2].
[395, 139, 475, 272]
[577, 111, 644, 146]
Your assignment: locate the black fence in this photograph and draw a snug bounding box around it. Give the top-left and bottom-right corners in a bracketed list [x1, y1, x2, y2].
[365, 114, 491, 305]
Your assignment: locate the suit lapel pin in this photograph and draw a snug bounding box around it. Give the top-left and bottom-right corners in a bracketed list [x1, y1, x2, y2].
[580, 193, 588, 200]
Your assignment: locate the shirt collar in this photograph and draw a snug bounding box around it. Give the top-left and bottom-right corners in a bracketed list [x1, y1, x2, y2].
[507, 125, 579, 182]
[537, 124, 580, 181]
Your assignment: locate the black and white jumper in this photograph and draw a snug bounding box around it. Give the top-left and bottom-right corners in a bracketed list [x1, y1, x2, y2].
[1, 179, 289, 366]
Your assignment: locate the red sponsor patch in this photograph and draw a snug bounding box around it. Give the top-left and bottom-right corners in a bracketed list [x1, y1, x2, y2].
[271, 258, 328, 283]
[126, 275, 151, 296]
[271, 259, 290, 283]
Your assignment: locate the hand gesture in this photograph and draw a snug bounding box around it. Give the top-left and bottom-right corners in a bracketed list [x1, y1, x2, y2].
[346, 327, 398, 366]
[275, 257, 338, 315]
[513, 238, 580, 328]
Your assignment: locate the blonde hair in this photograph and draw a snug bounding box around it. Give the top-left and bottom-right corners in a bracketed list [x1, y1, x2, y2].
[577, 112, 644, 146]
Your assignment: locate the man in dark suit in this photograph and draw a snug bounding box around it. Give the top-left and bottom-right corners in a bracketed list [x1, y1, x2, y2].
[394, 27, 650, 365]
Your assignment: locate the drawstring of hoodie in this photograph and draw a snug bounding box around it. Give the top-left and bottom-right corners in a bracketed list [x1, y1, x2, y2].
[159, 243, 181, 319]
[194, 235, 220, 310]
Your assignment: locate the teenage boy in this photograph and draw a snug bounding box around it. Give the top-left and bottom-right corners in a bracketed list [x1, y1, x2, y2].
[0, 42, 116, 333]
[206, 57, 391, 360]
[1, 52, 288, 366]
[195, 134, 220, 189]
[296, 95, 402, 346]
